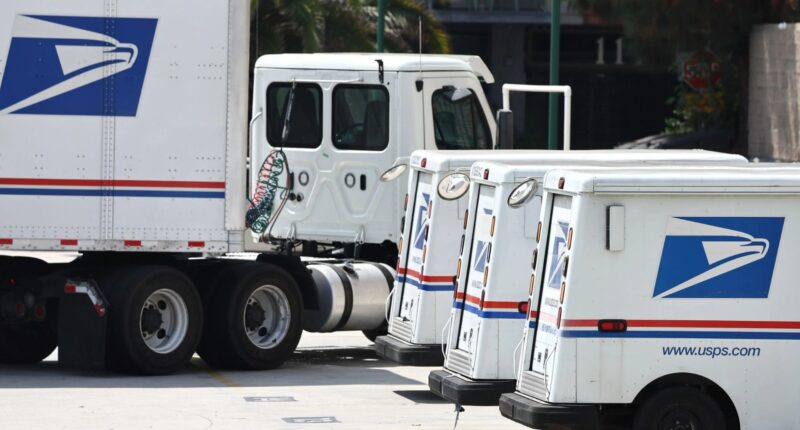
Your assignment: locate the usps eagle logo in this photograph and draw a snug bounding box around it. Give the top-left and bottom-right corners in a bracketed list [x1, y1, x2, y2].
[413, 192, 431, 250]
[0, 15, 157, 116]
[653, 217, 784, 299]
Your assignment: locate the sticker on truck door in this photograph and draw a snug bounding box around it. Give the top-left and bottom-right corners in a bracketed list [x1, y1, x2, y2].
[530, 195, 572, 375]
[653, 217, 784, 298]
[0, 15, 158, 116]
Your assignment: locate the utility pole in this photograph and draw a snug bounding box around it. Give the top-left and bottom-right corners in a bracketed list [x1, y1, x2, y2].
[377, 0, 386, 52]
[547, 0, 561, 150]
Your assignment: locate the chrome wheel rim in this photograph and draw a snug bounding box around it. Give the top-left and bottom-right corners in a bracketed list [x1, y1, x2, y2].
[243, 285, 291, 349]
[139, 288, 189, 354]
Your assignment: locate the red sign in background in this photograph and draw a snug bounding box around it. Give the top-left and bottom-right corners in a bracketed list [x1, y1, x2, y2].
[683, 49, 722, 91]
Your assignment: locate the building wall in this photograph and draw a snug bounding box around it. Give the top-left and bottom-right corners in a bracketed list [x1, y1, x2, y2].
[749, 24, 800, 160]
[489, 24, 526, 135]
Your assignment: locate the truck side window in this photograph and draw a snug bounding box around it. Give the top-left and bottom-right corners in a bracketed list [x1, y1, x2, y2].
[332, 85, 389, 151]
[267, 83, 322, 148]
[431, 87, 491, 150]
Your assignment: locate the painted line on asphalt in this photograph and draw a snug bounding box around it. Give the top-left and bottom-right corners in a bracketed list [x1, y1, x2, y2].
[192, 363, 243, 389]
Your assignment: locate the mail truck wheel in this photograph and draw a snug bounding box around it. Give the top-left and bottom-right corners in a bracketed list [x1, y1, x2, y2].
[0, 320, 57, 364]
[105, 267, 203, 375]
[198, 264, 302, 370]
[633, 386, 725, 430]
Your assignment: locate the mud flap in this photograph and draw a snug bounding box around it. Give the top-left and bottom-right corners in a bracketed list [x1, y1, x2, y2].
[58, 279, 108, 370]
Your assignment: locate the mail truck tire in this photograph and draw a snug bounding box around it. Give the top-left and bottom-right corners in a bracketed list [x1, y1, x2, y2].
[0, 320, 57, 364]
[633, 386, 725, 430]
[105, 266, 203, 375]
[198, 264, 302, 370]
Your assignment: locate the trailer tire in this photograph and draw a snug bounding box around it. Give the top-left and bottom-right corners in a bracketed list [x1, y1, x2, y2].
[633, 386, 725, 430]
[105, 267, 202, 375]
[0, 320, 57, 364]
[198, 264, 302, 370]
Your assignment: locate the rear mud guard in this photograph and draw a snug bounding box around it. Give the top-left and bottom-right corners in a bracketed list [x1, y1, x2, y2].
[58, 279, 108, 370]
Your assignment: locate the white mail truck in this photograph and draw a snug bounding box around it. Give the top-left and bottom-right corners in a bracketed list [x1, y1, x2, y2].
[429, 154, 747, 406]
[501, 166, 800, 430]
[376, 150, 548, 365]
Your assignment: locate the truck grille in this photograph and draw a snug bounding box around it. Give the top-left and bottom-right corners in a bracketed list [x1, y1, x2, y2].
[518, 371, 548, 400]
[390, 318, 413, 341]
[445, 349, 472, 375]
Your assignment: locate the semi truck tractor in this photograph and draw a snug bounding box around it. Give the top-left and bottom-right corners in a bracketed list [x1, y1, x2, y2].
[0, 0, 511, 374]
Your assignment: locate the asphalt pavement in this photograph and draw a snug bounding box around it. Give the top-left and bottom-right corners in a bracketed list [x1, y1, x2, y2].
[0, 331, 527, 429]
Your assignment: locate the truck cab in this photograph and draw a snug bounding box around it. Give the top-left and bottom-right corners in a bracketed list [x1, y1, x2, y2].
[248, 54, 497, 253]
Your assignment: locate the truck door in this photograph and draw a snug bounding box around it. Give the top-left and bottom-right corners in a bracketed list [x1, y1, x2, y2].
[397, 170, 433, 322]
[328, 76, 397, 242]
[455, 184, 495, 353]
[529, 195, 572, 377]
[257, 69, 398, 244]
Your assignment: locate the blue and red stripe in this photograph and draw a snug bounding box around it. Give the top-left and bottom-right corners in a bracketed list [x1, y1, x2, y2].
[396, 268, 453, 292]
[0, 178, 225, 199]
[557, 319, 800, 340]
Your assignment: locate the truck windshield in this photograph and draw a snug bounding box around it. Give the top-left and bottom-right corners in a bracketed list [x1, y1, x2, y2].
[267, 83, 322, 148]
[431, 88, 491, 150]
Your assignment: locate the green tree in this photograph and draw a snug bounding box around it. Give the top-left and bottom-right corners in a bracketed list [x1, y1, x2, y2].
[576, 0, 800, 152]
[250, 0, 450, 64]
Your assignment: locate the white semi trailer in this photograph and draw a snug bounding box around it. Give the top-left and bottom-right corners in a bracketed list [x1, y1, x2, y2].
[0, 0, 510, 374]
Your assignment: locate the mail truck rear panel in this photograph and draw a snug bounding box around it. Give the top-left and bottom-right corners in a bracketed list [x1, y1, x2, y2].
[504, 166, 800, 430]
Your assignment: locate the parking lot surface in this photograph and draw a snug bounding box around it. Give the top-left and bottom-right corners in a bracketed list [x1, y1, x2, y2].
[0, 330, 526, 429]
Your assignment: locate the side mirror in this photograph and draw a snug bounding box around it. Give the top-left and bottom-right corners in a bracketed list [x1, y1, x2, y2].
[380, 163, 408, 182]
[507, 178, 537, 208]
[495, 109, 514, 150]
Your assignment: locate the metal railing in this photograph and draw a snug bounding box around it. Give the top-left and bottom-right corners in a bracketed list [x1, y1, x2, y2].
[502, 83, 572, 150]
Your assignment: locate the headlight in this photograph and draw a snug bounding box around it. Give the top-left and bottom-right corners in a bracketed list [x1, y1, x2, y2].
[507, 179, 537, 208]
[437, 172, 470, 201]
[380, 164, 408, 182]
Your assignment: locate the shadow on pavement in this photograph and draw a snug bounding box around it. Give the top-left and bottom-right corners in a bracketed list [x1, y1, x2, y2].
[0, 346, 424, 389]
[393, 389, 450, 404]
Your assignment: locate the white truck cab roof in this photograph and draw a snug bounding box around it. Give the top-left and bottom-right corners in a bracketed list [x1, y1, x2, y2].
[255, 53, 494, 83]
[544, 164, 800, 194]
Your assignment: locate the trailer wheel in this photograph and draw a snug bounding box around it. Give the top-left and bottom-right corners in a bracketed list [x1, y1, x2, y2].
[198, 264, 302, 370]
[0, 320, 57, 364]
[105, 267, 202, 375]
[633, 386, 725, 430]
